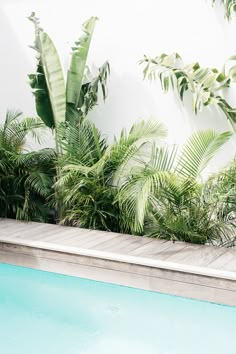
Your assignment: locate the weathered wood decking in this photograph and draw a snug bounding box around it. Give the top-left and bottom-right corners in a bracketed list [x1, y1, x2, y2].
[0, 218, 236, 306]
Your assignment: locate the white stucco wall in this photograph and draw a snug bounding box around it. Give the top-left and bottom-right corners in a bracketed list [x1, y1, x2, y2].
[0, 0, 236, 172]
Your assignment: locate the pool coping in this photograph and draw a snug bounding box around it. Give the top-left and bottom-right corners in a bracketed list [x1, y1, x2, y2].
[1, 236, 236, 282]
[1, 219, 236, 306]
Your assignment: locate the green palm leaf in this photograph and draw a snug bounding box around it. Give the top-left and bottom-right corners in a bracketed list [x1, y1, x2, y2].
[212, 0, 236, 20]
[176, 130, 232, 179]
[141, 53, 236, 131]
[118, 144, 177, 233]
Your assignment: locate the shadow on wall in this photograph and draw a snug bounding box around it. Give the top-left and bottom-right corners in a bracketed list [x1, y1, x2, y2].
[0, 7, 35, 121]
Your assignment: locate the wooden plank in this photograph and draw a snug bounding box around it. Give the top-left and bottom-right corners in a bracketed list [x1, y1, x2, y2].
[68, 232, 121, 248]
[0, 222, 54, 238]
[207, 249, 236, 270]
[98, 236, 154, 254]
[19, 224, 64, 240]
[129, 239, 173, 257]
[176, 245, 227, 267]
[163, 243, 202, 262]
[146, 241, 189, 261]
[92, 234, 139, 252]
[110, 237, 154, 254]
[218, 252, 236, 272]
[10, 224, 66, 240]
[38, 227, 90, 243]
[42, 227, 88, 240]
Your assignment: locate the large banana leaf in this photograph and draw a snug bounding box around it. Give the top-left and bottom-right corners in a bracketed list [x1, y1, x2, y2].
[28, 13, 66, 129]
[66, 17, 97, 107]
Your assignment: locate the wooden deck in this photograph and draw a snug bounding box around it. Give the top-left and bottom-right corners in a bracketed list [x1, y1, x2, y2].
[0, 218, 236, 306]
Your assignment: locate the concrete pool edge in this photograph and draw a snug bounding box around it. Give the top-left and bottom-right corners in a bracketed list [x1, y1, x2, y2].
[0, 238, 236, 306]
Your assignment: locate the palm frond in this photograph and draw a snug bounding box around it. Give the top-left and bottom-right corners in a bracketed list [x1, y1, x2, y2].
[141, 53, 236, 130]
[176, 130, 232, 179]
[212, 0, 236, 20]
[118, 144, 177, 233]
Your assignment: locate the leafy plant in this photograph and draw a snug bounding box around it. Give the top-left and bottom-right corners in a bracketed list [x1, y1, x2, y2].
[212, 0, 236, 20]
[117, 129, 235, 244]
[0, 110, 55, 221]
[202, 158, 236, 246]
[28, 12, 110, 152]
[28, 13, 110, 221]
[55, 119, 167, 231]
[55, 113, 235, 246]
[141, 53, 236, 131]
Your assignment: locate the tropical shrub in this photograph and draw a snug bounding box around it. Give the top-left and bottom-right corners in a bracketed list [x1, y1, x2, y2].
[55, 119, 167, 230]
[202, 158, 236, 246]
[145, 173, 236, 246]
[141, 53, 236, 131]
[0, 110, 55, 221]
[56, 114, 235, 246]
[117, 129, 236, 245]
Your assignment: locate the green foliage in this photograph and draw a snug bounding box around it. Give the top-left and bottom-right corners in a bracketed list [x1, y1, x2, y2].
[117, 129, 234, 244]
[28, 13, 110, 220]
[1, 109, 234, 245]
[55, 116, 235, 246]
[28, 13, 66, 129]
[202, 158, 236, 246]
[176, 130, 232, 178]
[145, 172, 236, 245]
[0, 110, 55, 221]
[66, 17, 97, 106]
[141, 53, 236, 131]
[212, 0, 236, 20]
[28, 13, 110, 134]
[55, 119, 167, 231]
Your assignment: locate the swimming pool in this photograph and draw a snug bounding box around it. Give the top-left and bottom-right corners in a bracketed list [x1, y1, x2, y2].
[0, 263, 235, 354]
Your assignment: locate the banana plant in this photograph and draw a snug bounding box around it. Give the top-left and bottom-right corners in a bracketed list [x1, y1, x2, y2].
[141, 53, 236, 132]
[28, 12, 110, 152]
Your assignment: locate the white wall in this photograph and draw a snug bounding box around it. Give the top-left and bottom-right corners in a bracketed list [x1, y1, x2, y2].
[1, 0, 236, 172]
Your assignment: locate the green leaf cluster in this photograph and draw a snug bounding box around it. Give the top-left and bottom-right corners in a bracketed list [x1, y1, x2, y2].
[28, 13, 110, 133]
[212, 0, 236, 20]
[56, 115, 235, 245]
[141, 53, 236, 131]
[0, 110, 55, 221]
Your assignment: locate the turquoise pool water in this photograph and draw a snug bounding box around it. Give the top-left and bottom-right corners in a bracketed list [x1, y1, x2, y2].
[0, 263, 235, 354]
